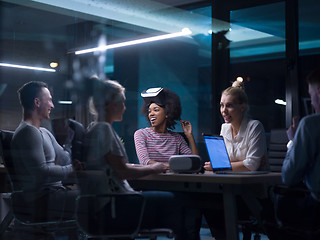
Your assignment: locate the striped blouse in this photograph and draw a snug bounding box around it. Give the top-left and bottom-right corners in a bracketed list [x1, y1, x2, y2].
[134, 127, 191, 165]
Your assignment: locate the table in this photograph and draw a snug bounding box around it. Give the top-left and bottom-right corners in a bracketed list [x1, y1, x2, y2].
[130, 171, 282, 240]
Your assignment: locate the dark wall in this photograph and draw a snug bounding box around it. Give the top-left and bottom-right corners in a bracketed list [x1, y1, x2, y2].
[230, 58, 287, 132]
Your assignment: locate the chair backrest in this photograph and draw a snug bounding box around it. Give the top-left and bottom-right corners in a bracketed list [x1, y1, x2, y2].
[1, 130, 78, 227]
[67, 119, 86, 162]
[75, 170, 145, 238]
[0, 130, 42, 222]
[76, 170, 108, 196]
[76, 193, 145, 237]
[268, 129, 288, 172]
[0, 130, 21, 191]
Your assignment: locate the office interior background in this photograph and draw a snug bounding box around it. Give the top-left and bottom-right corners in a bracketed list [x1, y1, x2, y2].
[0, 0, 319, 163]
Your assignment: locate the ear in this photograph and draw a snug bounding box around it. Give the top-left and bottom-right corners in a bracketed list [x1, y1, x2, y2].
[240, 103, 247, 113]
[105, 101, 115, 112]
[34, 98, 40, 107]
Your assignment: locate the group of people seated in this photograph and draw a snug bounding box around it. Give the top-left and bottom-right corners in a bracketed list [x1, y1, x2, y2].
[8, 66, 320, 239]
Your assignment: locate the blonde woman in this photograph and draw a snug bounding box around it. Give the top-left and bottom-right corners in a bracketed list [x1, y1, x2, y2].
[203, 81, 268, 240]
[204, 80, 268, 171]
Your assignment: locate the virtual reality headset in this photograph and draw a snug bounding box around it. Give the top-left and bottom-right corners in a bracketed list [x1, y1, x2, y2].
[141, 87, 166, 106]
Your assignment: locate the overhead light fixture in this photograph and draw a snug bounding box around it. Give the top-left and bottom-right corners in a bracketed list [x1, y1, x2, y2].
[0, 63, 56, 72]
[275, 99, 286, 106]
[236, 77, 244, 82]
[58, 100, 72, 105]
[50, 62, 59, 68]
[75, 28, 192, 55]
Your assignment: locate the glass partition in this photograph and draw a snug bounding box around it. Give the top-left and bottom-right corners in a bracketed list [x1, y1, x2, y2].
[1, 0, 320, 160]
[298, 0, 320, 116]
[0, 0, 213, 161]
[229, 2, 286, 131]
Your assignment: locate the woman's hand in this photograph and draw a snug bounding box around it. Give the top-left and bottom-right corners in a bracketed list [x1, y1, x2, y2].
[149, 162, 168, 173]
[180, 120, 192, 137]
[180, 120, 199, 155]
[204, 161, 212, 171]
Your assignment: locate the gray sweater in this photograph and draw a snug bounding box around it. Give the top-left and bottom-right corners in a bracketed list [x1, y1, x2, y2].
[11, 121, 73, 193]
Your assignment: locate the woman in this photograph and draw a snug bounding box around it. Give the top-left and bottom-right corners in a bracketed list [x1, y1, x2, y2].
[204, 80, 268, 171]
[84, 78, 191, 239]
[202, 80, 268, 240]
[134, 87, 199, 167]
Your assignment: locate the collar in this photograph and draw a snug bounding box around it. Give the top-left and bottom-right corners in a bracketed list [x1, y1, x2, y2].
[237, 117, 249, 139]
[224, 116, 249, 141]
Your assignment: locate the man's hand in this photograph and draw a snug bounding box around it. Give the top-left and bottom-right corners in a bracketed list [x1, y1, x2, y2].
[287, 116, 300, 140]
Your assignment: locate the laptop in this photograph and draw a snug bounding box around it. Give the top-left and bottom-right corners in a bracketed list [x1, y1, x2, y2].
[202, 134, 269, 175]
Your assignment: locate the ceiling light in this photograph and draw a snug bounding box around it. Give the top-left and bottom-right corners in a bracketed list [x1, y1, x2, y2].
[236, 77, 244, 82]
[0, 63, 56, 72]
[275, 99, 286, 106]
[75, 28, 192, 55]
[58, 100, 72, 105]
[50, 62, 59, 68]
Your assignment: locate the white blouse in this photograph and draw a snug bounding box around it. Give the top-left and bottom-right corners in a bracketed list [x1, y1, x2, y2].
[220, 118, 268, 171]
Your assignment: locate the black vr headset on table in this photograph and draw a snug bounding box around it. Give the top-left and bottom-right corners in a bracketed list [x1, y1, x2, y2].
[141, 87, 166, 107]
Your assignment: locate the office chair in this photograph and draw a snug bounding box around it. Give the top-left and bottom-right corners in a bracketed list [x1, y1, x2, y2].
[67, 118, 86, 163]
[268, 129, 288, 172]
[252, 129, 288, 239]
[237, 129, 289, 240]
[0, 130, 78, 239]
[66, 119, 174, 239]
[76, 170, 174, 240]
[262, 129, 320, 239]
[262, 184, 320, 240]
[0, 130, 14, 238]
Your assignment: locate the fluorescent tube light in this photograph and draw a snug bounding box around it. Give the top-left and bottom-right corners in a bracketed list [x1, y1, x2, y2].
[75, 28, 192, 55]
[275, 99, 286, 106]
[0, 63, 56, 72]
[58, 100, 73, 105]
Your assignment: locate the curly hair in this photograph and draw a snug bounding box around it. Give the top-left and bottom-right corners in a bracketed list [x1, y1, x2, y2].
[141, 88, 182, 130]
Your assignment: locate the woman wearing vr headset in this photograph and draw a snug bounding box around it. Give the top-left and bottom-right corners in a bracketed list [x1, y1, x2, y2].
[134, 87, 202, 239]
[134, 87, 199, 167]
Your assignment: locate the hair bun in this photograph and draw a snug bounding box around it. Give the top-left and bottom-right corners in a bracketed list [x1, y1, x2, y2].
[232, 80, 244, 89]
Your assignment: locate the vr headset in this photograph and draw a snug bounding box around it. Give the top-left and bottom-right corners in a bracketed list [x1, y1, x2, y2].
[169, 155, 203, 174]
[141, 87, 166, 106]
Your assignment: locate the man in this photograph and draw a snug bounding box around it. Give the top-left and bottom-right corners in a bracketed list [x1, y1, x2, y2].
[278, 67, 320, 228]
[11, 81, 78, 220]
